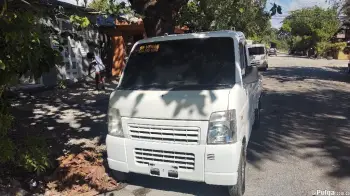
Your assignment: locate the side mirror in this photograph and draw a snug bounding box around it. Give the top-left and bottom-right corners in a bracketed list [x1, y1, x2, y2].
[243, 66, 259, 84]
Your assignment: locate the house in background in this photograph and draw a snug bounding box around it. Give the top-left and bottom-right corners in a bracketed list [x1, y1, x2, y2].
[16, 0, 102, 89]
[14, 1, 190, 90]
[330, 19, 350, 60]
[98, 15, 189, 77]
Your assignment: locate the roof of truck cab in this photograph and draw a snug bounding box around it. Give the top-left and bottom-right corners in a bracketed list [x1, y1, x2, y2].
[136, 31, 246, 44]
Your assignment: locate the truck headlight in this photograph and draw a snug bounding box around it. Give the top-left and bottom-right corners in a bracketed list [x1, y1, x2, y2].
[108, 107, 124, 137]
[207, 110, 237, 144]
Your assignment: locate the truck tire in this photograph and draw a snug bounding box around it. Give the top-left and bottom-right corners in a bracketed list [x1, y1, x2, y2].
[111, 170, 129, 182]
[228, 147, 246, 196]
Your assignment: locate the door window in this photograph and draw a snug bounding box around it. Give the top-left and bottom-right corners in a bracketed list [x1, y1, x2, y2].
[239, 42, 248, 76]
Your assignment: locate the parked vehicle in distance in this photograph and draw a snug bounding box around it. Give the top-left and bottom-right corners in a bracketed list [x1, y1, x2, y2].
[107, 31, 262, 196]
[248, 44, 268, 71]
[268, 48, 277, 56]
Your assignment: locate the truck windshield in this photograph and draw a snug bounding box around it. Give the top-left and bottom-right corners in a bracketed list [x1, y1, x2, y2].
[249, 47, 265, 55]
[118, 37, 235, 90]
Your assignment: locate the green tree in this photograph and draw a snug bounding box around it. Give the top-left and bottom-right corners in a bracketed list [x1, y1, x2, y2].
[176, 0, 277, 38]
[88, 0, 109, 12]
[0, 0, 61, 173]
[282, 6, 340, 56]
[89, 0, 138, 17]
[128, 0, 281, 37]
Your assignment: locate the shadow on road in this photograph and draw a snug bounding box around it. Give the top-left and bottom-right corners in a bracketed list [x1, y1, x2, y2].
[248, 65, 350, 181]
[262, 66, 350, 83]
[110, 174, 228, 196]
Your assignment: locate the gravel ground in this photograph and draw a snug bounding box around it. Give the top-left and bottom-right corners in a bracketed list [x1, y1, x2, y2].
[103, 55, 350, 196]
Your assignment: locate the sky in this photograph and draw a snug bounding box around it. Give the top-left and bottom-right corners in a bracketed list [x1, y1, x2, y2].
[60, 0, 331, 29]
[267, 0, 331, 28]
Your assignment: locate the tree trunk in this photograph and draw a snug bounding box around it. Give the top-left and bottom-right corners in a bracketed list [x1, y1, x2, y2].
[129, 0, 187, 37]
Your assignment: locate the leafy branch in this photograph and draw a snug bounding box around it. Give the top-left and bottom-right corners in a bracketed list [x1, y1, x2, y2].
[70, 15, 90, 28]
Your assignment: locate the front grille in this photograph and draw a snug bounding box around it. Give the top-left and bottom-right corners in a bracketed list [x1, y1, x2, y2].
[134, 148, 195, 170]
[128, 124, 200, 144]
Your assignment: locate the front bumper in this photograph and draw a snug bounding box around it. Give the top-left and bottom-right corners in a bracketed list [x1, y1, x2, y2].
[107, 135, 242, 186]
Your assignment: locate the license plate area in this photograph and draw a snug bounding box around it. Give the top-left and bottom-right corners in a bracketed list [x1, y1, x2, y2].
[149, 163, 179, 179]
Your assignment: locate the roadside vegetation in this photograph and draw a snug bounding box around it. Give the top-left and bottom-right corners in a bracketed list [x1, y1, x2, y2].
[281, 6, 345, 57]
[0, 1, 62, 175]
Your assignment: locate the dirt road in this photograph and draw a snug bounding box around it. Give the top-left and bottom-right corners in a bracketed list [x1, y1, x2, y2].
[104, 55, 350, 196]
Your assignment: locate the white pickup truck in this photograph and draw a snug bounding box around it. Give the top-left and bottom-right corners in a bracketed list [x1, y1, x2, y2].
[107, 31, 262, 196]
[248, 44, 269, 71]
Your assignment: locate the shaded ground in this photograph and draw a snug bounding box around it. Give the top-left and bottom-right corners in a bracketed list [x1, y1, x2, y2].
[246, 56, 350, 196]
[11, 81, 116, 156]
[1, 81, 120, 195]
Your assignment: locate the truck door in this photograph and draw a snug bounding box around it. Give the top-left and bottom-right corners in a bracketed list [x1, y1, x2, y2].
[239, 41, 251, 138]
[241, 41, 259, 137]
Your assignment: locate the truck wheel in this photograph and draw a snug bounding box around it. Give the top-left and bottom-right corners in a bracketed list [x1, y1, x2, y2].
[253, 101, 261, 129]
[111, 170, 129, 182]
[228, 147, 246, 196]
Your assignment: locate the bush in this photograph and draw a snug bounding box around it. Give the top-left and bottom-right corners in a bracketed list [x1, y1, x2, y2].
[0, 93, 15, 164]
[18, 136, 51, 174]
[316, 42, 347, 57]
[0, 92, 51, 175]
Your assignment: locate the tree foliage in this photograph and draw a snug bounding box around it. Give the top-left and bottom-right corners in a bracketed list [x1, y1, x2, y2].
[128, 0, 188, 37]
[127, 0, 281, 37]
[90, 0, 283, 37]
[176, 0, 275, 38]
[282, 6, 340, 56]
[70, 15, 90, 28]
[0, 1, 61, 173]
[89, 0, 137, 16]
[250, 28, 289, 51]
[89, 0, 109, 11]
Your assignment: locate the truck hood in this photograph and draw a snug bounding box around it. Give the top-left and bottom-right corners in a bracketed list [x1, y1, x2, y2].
[109, 89, 231, 120]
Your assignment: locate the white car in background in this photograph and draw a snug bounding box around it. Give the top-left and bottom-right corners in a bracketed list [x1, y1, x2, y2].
[107, 31, 262, 196]
[248, 44, 268, 71]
